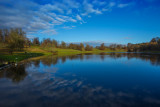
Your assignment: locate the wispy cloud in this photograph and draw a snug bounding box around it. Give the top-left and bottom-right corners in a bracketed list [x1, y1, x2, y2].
[0, 0, 134, 36]
[118, 3, 131, 8]
[42, 29, 57, 35]
[76, 15, 82, 21]
[63, 26, 76, 30]
[92, 0, 106, 6]
[109, 2, 116, 7]
[82, 0, 102, 15]
[26, 35, 36, 39]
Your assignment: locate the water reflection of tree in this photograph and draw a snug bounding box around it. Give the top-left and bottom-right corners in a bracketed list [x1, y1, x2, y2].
[32, 60, 40, 67]
[61, 56, 66, 63]
[34, 53, 160, 67]
[99, 53, 105, 61]
[79, 54, 84, 61]
[68, 55, 81, 60]
[41, 56, 58, 66]
[40, 55, 85, 66]
[0, 64, 27, 83]
[108, 53, 160, 66]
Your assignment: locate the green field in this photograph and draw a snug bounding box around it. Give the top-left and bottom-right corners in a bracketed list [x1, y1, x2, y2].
[0, 46, 127, 64]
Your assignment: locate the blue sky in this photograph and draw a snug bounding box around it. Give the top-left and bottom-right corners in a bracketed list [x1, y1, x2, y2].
[0, 0, 160, 44]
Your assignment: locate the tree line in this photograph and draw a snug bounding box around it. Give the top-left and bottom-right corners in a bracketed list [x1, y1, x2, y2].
[31, 37, 93, 51]
[0, 28, 94, 53]
[30, 38, 128, 51]
[32, 37, 160, 52]
[127, 37, 160, 52]
[0, 28, 160, 53]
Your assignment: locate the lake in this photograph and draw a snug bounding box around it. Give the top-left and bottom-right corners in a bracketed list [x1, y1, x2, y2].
[0, 53, 160, 107]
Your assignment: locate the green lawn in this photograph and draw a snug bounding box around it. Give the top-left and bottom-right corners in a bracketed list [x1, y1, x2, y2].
[0, 53, 44, 62]
[0, 46, 127, 64]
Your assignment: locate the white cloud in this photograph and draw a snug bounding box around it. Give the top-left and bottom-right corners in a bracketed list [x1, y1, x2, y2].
[40, 4, 64, 14]
[0, 0, 134, 36]
[82, 0, 102, 15]
[109, 2, 116, 7]
[63, 26, 76, 30]
[42, 29, 57, 35]
[36, 13, 54, 22]
[92, 0, 106, 6]
[118, 3, 130, 8]
[67, 9, 72, 14]
[63, 0, 80, 8]
[102, 8, 109, 12]
[27, 35, 36, 39]
[56, 17, 66, 22]
[68, 18, 77, 22]
[76, 15, 82, 20]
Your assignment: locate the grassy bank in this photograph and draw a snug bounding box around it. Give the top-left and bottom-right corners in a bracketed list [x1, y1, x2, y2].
[0, 53, 44, 63]
[0, 46, 127, 64]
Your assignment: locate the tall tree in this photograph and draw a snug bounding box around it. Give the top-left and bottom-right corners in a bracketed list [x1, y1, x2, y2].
[3, 29, 9, 43]
[61, 41, 66, 49]
[33, 37, 40, 46]
[52, 39, 58, 48]
[41, 38, 52, 47]
[150, 38, 156, 43]
[85, 44, 93, 51]
[7, 28, 26, 54]
[25, 38, 31, 47]
[80, 43, 85, 51]
[99, 43, 105, 50]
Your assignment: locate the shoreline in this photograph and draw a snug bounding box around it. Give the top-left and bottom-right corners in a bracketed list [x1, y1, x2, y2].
[1, 50, 160, 70]
[0, 48, 126, 69]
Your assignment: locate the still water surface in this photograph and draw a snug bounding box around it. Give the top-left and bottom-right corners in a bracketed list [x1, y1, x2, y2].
[0, 53, 160, 107]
